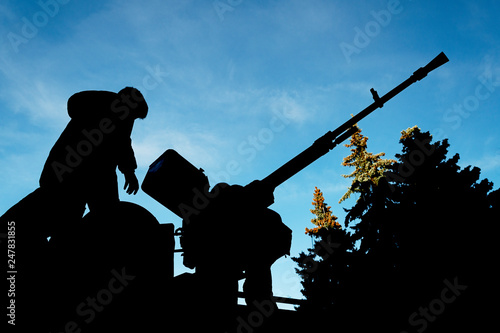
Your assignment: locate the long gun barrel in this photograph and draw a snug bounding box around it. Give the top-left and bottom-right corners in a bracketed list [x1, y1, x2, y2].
[260, 52, 449, 191]
[142, 53, 449, 217]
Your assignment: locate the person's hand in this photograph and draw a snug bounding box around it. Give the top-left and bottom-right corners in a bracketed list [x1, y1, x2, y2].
[124, 172, 139, 195]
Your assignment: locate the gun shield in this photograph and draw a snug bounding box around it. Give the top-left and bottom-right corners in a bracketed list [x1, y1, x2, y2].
[142, 149, 209, 218]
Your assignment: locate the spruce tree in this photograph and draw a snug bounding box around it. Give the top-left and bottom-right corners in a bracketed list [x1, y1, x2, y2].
[292, 187, 355, 329]
[294, 126, 498, 332]
[339, 125, 395, 204]
[305, 187, 341, 235]
[345, 126, 497, 331]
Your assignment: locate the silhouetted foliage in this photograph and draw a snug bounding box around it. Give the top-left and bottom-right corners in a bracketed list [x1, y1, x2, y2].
[294, 127, 498, 332]
[292, 218, 355, 317]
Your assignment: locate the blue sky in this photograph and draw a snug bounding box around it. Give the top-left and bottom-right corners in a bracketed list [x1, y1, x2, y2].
[1, 0, 500, 307]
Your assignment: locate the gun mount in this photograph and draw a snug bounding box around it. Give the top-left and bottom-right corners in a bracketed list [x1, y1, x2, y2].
[137, 52, 450, 332]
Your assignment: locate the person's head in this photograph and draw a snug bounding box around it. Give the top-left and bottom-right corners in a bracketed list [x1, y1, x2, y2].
[117, 87, 148, 120]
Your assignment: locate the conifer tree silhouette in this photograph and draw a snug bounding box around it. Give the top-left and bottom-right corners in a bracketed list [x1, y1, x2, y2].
[294, 126, 498, 332]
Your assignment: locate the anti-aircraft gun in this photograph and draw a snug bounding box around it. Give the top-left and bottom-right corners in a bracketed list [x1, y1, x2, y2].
[144, 52, 449, 213]
[0, 52, 448, 332]
[144, 52, 449, 214]
[141, 52, 449, 329]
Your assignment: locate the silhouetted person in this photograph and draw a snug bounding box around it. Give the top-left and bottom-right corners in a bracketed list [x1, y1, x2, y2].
[0, 87, 149, 331]
[39, 87, 148, 221]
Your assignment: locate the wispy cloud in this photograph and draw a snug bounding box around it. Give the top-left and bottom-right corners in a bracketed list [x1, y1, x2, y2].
[0, 78, 69, 129]
[268, 91, 310, 125]
[470, 154, 500, 173]
[133, 128, 222, 171]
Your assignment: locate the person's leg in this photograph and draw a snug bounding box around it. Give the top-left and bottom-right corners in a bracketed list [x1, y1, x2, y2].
[86, 171, 120, 213]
